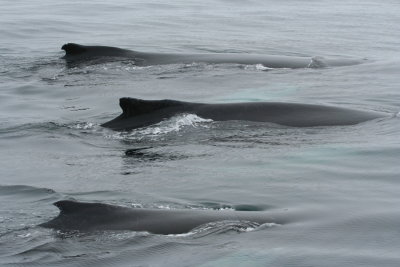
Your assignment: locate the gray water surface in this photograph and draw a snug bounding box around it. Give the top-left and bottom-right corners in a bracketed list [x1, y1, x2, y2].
[1, 0, 400, 266]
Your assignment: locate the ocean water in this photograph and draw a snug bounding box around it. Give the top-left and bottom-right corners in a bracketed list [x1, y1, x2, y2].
[1, 0, 400, 266]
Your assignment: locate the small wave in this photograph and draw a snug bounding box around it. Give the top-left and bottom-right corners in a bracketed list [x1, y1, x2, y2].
[50, 229, 150, 240]
[0, 121, 64, 135]
[0, 185, 56, 197]
[65, 59, 151, 72]
[100, 61, 151, 72]
[170, 221, 280, 238]
[107, 114, 212, 140]
[0, 120, 100, 135]
[197, 202, 271, 211]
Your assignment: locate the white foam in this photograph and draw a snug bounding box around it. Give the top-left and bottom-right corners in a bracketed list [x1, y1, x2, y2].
[255, 64, 275, 71]
[141, 114, 211, 135]
[308, 56, 328, 68]
[72, 122, 96, 130]
[109, 114, 212, 140]
[244, 64, 276, 71]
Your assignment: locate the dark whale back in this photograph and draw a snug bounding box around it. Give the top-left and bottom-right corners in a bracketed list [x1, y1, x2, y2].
[40, 200, 290, 234]
[61, 43, 365, 67]
[101, 98, 385, 130]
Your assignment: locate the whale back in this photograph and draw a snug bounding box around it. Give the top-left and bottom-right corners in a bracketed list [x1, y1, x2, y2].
[195, 102, 384, 127]
[40, 200, 290, 234]
[102, 98, 385, 130]
[61, 42, 367, 68]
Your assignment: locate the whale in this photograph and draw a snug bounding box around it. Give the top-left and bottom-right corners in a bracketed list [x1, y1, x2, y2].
[101, 98, 385, 131]
[61, 43, 364, 68]
[40, 200, 293, 234]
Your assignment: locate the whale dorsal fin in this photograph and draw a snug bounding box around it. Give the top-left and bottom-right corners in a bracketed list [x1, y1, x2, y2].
[119, 97, 185, 117]
[62, 43, 87, 56]
[54, 200, 95, 214]
[53, 200, 129, 216]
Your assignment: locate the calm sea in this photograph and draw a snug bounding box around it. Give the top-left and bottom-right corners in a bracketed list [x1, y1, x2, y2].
[1, 0, 400, 266]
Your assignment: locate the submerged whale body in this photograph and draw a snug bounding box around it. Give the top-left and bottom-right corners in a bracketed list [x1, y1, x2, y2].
[61, 43, 364, 68]
[101, 98, 384, 131]
[40, 200, 287, 234]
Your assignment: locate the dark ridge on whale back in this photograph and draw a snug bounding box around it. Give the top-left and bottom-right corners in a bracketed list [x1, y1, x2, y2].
[52, 200, 123, 214]
[62, 43, 87, 56]
[119, 97, 186, 117]
[54, 200, 93, 214]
